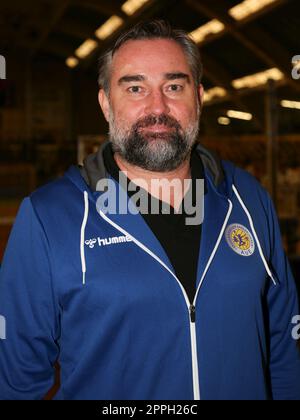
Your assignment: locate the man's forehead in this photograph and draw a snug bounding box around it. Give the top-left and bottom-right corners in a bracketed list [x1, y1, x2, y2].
[114, 38, 184, 54]
[111, 38, 192, 76]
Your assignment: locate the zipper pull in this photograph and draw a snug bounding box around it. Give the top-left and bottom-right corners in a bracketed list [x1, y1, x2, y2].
[190, 305, 196, 323]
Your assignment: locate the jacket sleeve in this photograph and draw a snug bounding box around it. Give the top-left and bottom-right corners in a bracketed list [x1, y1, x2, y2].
[0, 197, 60, 400]
[266, 194, 300, 400]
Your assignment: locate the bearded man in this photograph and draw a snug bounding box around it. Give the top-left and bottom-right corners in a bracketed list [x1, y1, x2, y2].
[0, 20, 300, 400]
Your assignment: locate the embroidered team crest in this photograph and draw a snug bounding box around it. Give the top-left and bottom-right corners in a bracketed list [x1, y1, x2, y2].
[225, 224, 255, 257]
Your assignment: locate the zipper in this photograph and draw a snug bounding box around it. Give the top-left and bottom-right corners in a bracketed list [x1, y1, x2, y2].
[98, 200, 233, 400]
[189, 308, 200, 400]
[190, 305, 196, 323]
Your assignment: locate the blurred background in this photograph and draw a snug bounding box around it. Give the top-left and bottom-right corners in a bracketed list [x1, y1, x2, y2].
[0, 0, 300, 278]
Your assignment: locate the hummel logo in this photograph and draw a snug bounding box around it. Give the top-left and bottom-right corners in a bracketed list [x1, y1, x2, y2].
[85, 236, 133, 248]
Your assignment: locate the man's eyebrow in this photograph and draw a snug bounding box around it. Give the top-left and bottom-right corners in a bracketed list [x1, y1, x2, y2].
[164, 72, 191, 83]
[118, 75, 146, 85]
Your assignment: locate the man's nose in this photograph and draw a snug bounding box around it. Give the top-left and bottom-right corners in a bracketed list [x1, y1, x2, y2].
[144, 90, 170, 115]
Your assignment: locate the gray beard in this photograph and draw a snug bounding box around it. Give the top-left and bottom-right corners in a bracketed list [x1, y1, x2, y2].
[108, 114, 200, 172]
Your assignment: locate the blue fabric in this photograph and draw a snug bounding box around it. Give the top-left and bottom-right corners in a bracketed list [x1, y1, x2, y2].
[0, 160, 299, 400]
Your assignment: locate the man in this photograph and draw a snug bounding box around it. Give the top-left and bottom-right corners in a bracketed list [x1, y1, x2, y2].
[0, 20, 300, 400]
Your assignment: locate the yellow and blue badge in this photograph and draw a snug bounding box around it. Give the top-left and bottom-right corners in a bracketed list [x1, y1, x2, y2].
[225, 224, 255, 257]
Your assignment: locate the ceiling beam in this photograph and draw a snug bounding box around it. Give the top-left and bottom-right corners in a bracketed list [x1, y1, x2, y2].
[41, 39, 75, 59]
[72, 0, 127, 18]
[187, 0, 300, 92]
[204, 78, 287, 106]
[202, 53, 264, 129]
[31, 0, 71, 57]
[58, 17, 96, 40]
[226, 0, 289, 25]
[186, 0, 290, 47]
[82, 0, 163, 70]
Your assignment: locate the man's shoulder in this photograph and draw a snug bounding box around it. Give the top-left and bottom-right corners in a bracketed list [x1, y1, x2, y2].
[197, 144, 266, 199]
[222, 159, 267, 191]
[221, 159, 271, 211]
[29, 166, 84, 215]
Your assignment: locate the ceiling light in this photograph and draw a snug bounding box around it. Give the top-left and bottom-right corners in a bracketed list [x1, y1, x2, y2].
[227, 110, 253, 120]
[232, 68, 284, 89]
[75, 39, 98, 59]
[121, 0, 150, 16]
[66, 57, 79, 68]
[218, 117, 231, 126]
[95, 16, 124, 40]
[204, 87, 227, 103]
[229, 0, 277, 21]
[281, 100, 300, 110]
[189, 19, 225, 44]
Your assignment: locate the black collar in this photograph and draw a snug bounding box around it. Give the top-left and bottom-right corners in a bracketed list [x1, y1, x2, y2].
[103, 143, 207, 216]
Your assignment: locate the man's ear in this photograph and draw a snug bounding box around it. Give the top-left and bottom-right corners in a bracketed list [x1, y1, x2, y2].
[98, 89, 110, 122]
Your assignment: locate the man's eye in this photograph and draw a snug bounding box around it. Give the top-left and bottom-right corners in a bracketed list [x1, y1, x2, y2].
[128, 86, 142, 93]
[167, 84, 183, 92]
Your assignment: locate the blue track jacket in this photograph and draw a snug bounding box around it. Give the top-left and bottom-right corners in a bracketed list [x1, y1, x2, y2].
[0, 142, 300, 400]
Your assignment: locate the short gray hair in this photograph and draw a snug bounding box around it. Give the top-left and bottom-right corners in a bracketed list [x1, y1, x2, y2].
[98, 20, 203, 94]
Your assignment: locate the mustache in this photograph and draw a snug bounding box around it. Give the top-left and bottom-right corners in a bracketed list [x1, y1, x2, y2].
[133, 114, 182, 131]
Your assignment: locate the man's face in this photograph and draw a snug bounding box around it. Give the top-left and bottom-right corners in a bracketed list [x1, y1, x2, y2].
[99, 39, 203, 172]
